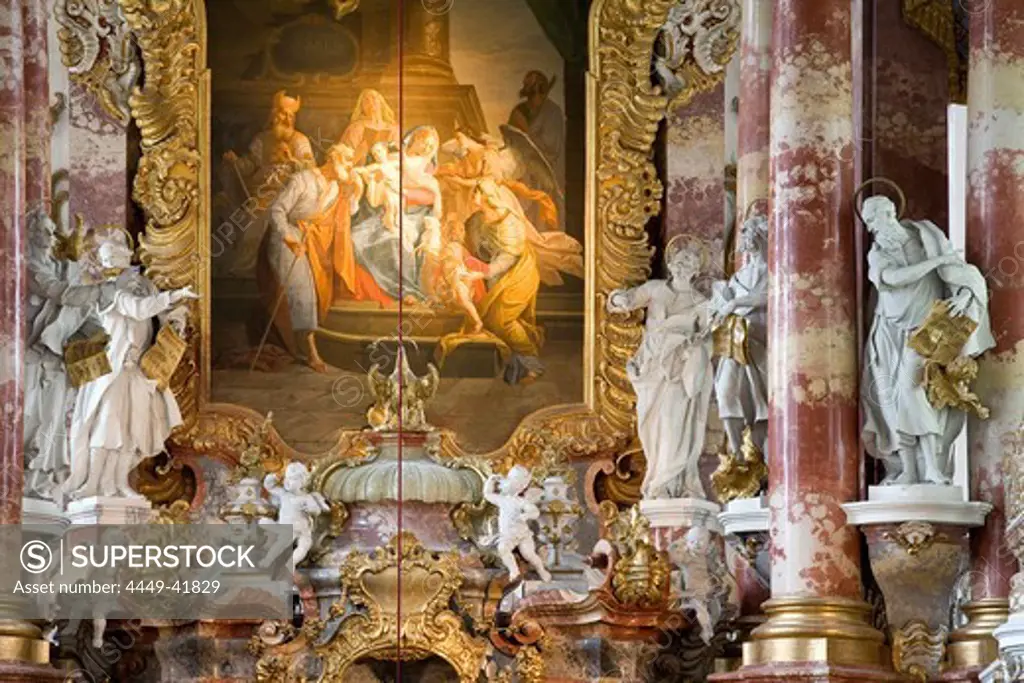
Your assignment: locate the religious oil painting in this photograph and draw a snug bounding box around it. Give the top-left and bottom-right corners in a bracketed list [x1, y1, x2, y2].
[207, 0, 586, 453]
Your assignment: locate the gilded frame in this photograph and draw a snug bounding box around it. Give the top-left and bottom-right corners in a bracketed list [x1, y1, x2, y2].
[119, 0, 725, 468]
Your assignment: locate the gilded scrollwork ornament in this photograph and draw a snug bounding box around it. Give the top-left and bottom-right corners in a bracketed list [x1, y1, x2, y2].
[255, 532, 488, 682]
[652, 0, 742, 109]
[55, 0, 141, 126]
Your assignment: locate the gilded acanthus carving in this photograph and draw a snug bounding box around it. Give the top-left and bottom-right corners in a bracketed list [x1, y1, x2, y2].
[118, 0, 203, 435]
[892, 619, 948, 682]
[55, 0, 141, 126]
[652, 0, 741, 110]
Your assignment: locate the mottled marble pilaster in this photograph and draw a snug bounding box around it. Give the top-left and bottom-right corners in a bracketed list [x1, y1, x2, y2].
[736, 0, 772, 224]
[869, 0, 949, 227]
[68, 80, 129, 227]
[766, 1, 861, 601]
[664, 84, 727, 267]
[964, 0, 1024, 619]
[0, 0, 49, 526]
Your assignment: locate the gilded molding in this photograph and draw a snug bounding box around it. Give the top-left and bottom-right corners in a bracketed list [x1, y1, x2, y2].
[653, 0, 742, 111]
[121, 0, 683, 467]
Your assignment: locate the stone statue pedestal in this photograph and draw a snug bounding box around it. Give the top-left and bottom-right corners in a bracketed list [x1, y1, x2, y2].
[21, 497, 68, 529]
[843, 485, 991, 679]
[640, 497, 722, 549]
[66, 496, 153, 525]
[718, 497, 771, 671]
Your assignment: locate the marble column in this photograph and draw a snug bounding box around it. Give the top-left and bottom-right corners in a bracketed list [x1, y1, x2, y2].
[0, 0, 29, 528]
[0, 1, 62, 674]
[952, 0, 1024, 672]
[714, 1, 894, 679]
[735, 0, 772, 225]
[0, 0, 49, 527]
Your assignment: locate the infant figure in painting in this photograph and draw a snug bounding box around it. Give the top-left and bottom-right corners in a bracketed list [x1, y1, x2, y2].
[860, 194, 994, 485]
[357, 142, 402, 233]
[484, 465, 552, 583]
[607, 238, 714, 500]
[263, 462, 330, 566]
[64, 236, 197, 500]
[436, 218, 485, 333]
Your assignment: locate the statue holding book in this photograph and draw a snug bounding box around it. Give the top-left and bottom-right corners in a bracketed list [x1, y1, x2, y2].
[63, 233, 197, 500]
[858, 185, 994, 486]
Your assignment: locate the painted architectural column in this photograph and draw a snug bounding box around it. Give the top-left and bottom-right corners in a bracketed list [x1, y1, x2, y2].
[716, 2, 896, 679]
[735, 0, 772, 224]
[953, 0, 1024, 671]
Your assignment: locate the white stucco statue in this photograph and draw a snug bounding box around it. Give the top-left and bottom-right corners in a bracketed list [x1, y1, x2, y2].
[860, 195, 994, 485]
[710, 215, 769, 462]
[263, 462, 330, 566]
[607, 238, 714, 499]
[24, 209, 90, 500]
[63, 237, 197, 500]
[483, 465, 552, 583]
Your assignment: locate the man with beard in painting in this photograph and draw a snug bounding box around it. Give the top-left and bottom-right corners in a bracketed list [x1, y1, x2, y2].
[220, 90, 316, 276]
[256, 143, 364, 373]
[508, 71, 564, 190]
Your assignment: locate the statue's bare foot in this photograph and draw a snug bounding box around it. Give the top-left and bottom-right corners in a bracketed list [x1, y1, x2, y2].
[469, 319, 484, 334]
[891, 470, 918, 485]
[537, 568, 552, 582]
[307, 358, 329, 373]
[923, 469, 951, 486]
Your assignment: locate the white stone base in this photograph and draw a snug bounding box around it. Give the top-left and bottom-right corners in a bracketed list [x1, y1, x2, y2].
[842, 485, 991, 527]
[21, 497, 69, 529]
[988, 613, 1024, 680]
[640, 497, 723, 534]
[66, 496, 153, 525]
[719, 496, 769, 536]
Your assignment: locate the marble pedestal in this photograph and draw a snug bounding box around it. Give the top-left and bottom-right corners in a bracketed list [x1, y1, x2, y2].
[66, 496, 153, 525]
[718, 497, 771, 670]
[21, 497, 68, 529]
[843, 485, 991, 680]
[640, 497, 723, 546]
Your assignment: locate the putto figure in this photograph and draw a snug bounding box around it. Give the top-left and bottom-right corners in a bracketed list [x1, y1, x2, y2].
[263, 461, 331, 566]
[483, 465, 552, 583]
[860, 193, 994, 485]
[64, 235, 197, 499]
[607, 237, 714, 500]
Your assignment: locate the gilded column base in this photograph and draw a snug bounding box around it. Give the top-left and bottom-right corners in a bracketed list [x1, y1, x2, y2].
[0, 595, 55, 666]
[741, 597, 891, 669]
[947, 599, 1009, 670]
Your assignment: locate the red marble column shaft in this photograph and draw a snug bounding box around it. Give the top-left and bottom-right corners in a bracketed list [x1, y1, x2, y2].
[767, 0, 862, 601]
[0, 0, 48, 525]
[964, 0, 1024, 607]
[736, 0, 772, 223]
